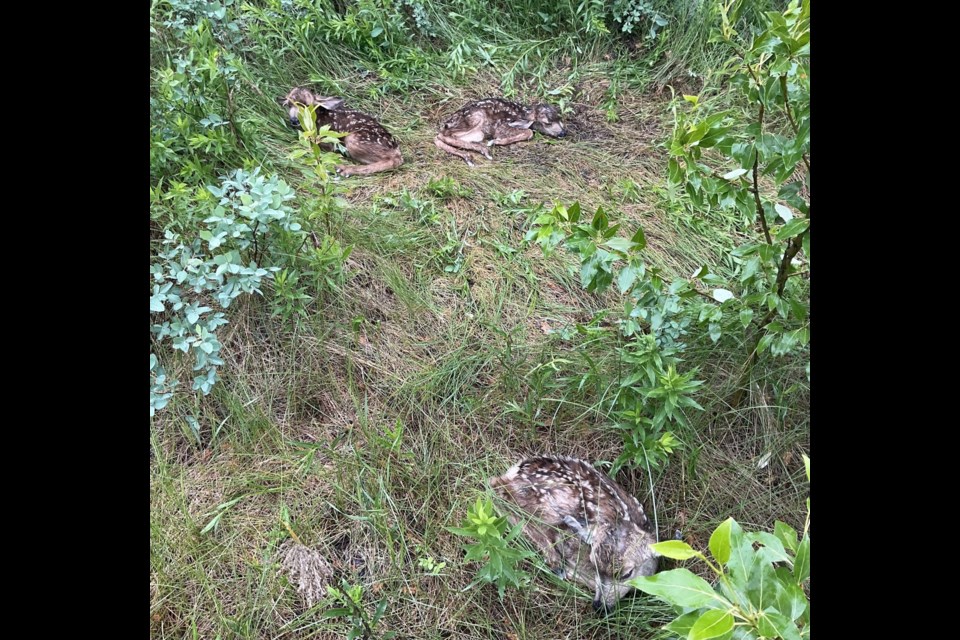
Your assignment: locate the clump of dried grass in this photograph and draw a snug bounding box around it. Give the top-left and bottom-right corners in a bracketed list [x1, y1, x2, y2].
[279, 540, 334, 608]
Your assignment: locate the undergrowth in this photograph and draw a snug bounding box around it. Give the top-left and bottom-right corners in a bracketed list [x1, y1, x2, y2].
[150, 1, 806, 638]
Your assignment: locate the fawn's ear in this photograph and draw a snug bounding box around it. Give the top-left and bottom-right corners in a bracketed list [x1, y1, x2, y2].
[507, 119, 533, 129]
[316, 97, 345, 110]
[562, 515, 593, 544]
[276, 95, 288, 106]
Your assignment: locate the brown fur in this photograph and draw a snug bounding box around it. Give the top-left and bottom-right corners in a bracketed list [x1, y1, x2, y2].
[281, 87, 403, 177]
[489, 456, 659, 612]
[435, 98, 566, 165]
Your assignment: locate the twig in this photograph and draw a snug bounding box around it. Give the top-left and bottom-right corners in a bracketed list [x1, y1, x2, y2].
[251, 220, 261, 264]
[752, 103, 773, 246]
[224, 86, 245, 150]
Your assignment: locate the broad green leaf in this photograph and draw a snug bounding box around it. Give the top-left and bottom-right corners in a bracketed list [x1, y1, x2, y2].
[618, 265, 639, 294]
[689, 610, 734, 640]
[592, 206, 608, 231]
[777, 218, 809, 240]
[709, 518, 734, 565]
[745, 554, 778, 611]
[774, 521, 799, 554]
[665, 610, 701, 635]
[691, 265, 709, 279]
[604, 237, 635, 254]
[568, 202, 582, 223]
[651, 540, 700, 560]
[712, 289, 735, 302]
[726, 533, 752, 585]
[747, 532, 791, 564]
[669, 158, 684, 185]
[793, 536, 809, 583]
[683, 94, 700, 106]
[774, 567, 808, 621]
[758, 611, 802, 640]
[629, 568, 729, 609]
[739, 308, 754, 328]
[321, 608, 352, 619]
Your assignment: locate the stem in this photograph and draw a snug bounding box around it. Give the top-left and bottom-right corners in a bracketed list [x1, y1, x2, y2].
[281, 520, 302, 545]
[224, 84, 245, 150]
[251, 220, 261, 265]
[731, 229, 806, 406]
[752, 103, 773, 246]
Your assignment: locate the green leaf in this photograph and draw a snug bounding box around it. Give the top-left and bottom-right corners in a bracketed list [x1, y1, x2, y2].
[773, 521, 799, 554]
[777, 218, 809, 240]
[651, 540, 700, 560]
[689, 610, 734, 640]
[747, 532, 791, 564]
[793, 535, 809, 583]
[618, 264, 639, 294]
[722, 168, 748, 180]
[774, 567, 808, 621]
[631, 226, 647, 250]
[802, 453, 810, 481]
[709, 518, 734, 565]
[759, 611, 802, 640]
[739, 308, 754, 328]
[372, 598, 389, 624]
[712, 289, 735, 302]
[591, 206, 609, 231]
[774, 203, 794, 222]
[321, 608, 352, 619]
[568, 201, 581, 223]
[669, 158, 684, 185]
[683, 94, 700, 106]
[150, 295, 166, 312]
[665, 610, 701, 635]
[629, 568, 729, 609]
[200, 512, 222, 535]
[604, 237, 634, 254]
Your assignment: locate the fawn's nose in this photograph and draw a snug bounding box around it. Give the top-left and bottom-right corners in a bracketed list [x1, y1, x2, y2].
[288, 117, 300, 129]
[592, 599, 610, 614]
[557, 130, 567, 138]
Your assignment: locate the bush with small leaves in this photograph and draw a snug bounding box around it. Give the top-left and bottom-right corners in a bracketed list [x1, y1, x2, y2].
[150, 168, 304, 415]
[666, 0, 810, 399]
[612, 0, 669, 38]
[526, 202, 705, 473]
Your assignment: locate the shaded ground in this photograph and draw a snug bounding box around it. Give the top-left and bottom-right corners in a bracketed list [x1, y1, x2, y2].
[151, 68, 809, 639]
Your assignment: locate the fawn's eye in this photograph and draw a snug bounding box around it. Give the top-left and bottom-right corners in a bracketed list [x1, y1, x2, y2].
[621, 568, 634, 579]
